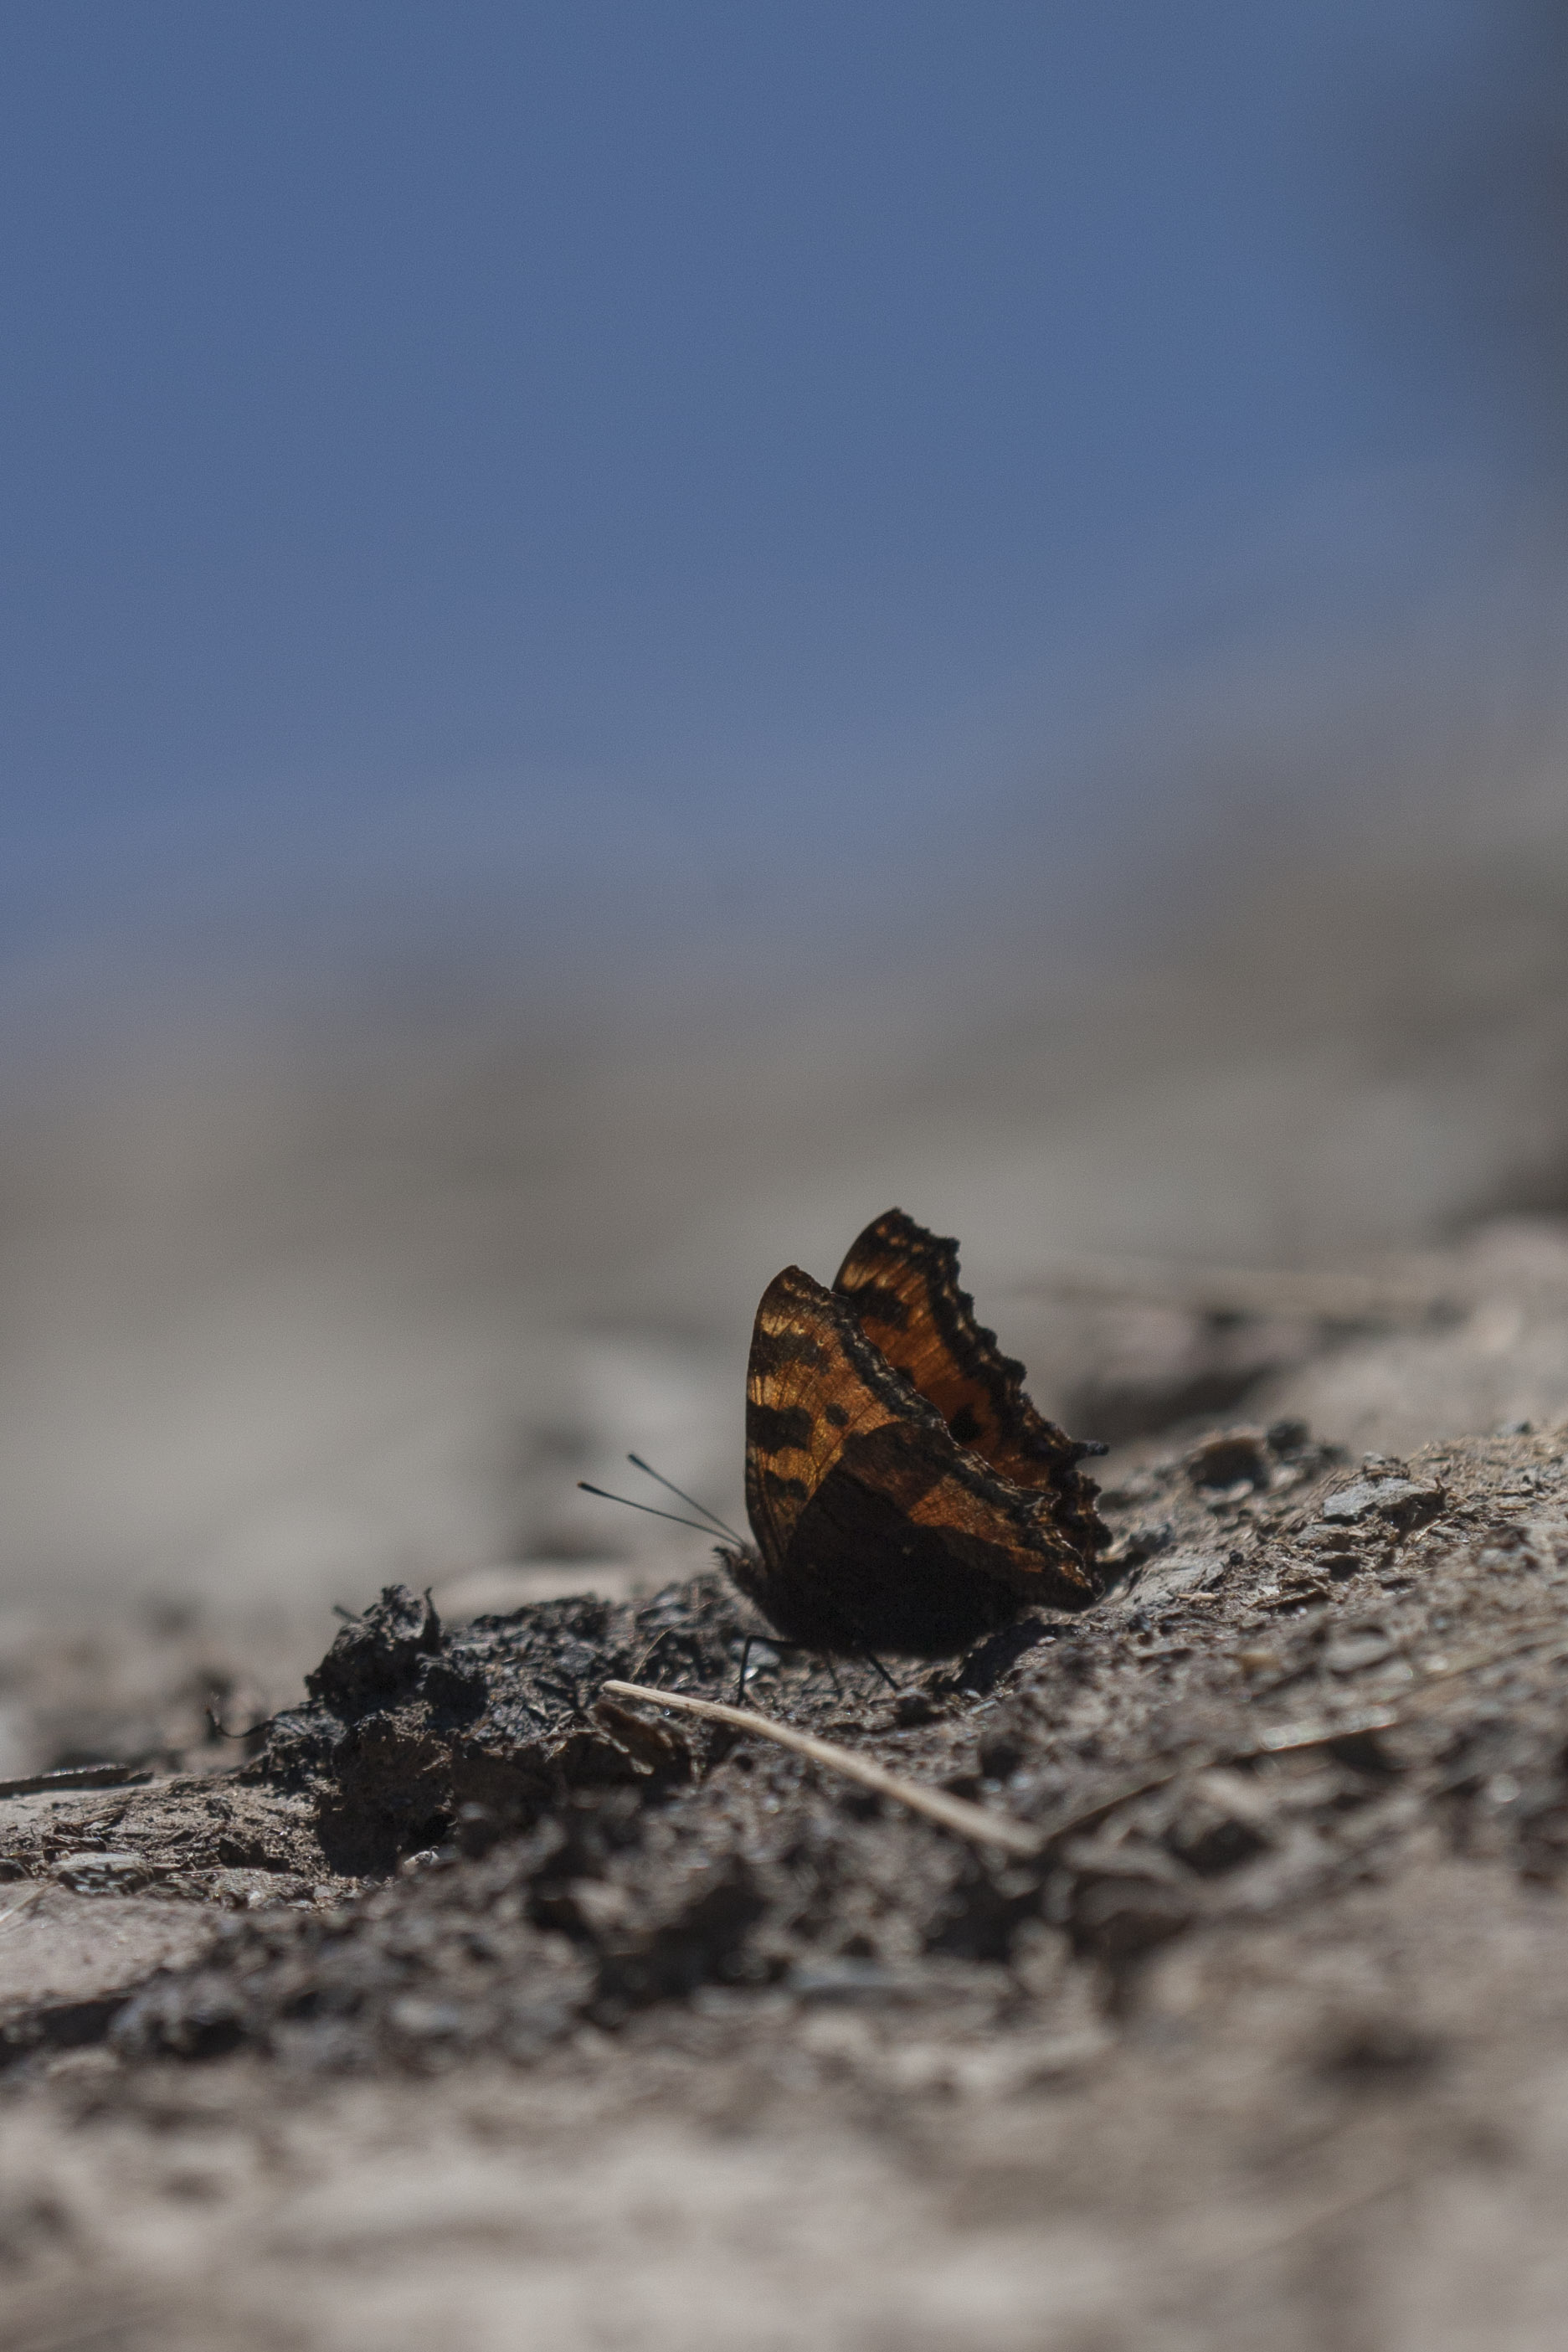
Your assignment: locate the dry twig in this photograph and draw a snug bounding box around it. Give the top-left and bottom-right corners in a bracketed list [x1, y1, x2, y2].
[609, 1613, 1568, 1872]
[599, 1680, 1043, 1856]
[0, 1763, 152, 1801]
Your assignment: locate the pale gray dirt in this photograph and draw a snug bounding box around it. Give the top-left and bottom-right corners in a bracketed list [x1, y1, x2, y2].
[0, 1889, 218, 2014]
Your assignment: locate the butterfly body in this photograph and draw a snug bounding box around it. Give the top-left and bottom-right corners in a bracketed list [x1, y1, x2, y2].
[722, 1210, 1109, 1656]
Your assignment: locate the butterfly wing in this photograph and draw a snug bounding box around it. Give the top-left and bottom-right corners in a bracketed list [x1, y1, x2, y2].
[743, 1263, 907, 1577]
[832, 1207, 1108, 1557]
[738, 1262, 1101, 1654]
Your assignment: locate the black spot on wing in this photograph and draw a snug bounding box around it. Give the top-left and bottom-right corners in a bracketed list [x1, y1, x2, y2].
[750, 1325, 828, 1372]
[825, 1402, 850, 1428]
[949, 1404, 982, 1445]
[750, 1402, 815, 1454]
[837, 1279, 910, 1330]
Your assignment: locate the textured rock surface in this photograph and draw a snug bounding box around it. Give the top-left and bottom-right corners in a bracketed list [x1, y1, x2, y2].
[0, 1889, 218, 2015]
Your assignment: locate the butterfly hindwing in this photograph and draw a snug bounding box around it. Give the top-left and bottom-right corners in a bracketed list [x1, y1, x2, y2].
[832, 1207, 1107, 1558]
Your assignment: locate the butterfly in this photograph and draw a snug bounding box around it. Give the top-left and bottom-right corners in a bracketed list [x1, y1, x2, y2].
[719, 1208, 1110, 1656]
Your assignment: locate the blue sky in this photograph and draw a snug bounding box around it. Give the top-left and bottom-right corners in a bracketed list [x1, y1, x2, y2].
[0, 1, 1536, 986]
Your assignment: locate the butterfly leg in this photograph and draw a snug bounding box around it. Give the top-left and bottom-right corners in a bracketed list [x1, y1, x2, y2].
[734, 1634, 832, 1702]
[731, 1634, 843, 1702]
[830, 1603, 900, 1695]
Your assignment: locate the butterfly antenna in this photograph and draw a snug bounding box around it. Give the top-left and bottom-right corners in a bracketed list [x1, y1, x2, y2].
[577, 1481, 722, 1539]
[626, 1453, 747, 1548]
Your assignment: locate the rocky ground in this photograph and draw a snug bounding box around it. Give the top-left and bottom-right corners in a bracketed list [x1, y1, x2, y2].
[6, 1317, 1568, 2348]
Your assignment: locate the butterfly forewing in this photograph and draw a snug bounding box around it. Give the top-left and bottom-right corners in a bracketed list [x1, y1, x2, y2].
[743, 1265, 903, 1575]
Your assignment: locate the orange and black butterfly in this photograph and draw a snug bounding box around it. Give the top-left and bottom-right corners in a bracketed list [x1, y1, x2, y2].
[721, 1208, 1109, 1655]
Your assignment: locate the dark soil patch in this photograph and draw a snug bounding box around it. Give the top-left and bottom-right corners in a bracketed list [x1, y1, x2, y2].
[0, 1417, 1549, 2090]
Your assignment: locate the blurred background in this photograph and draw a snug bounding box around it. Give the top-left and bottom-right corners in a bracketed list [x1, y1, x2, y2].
[2, 2, 1568, 1746]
